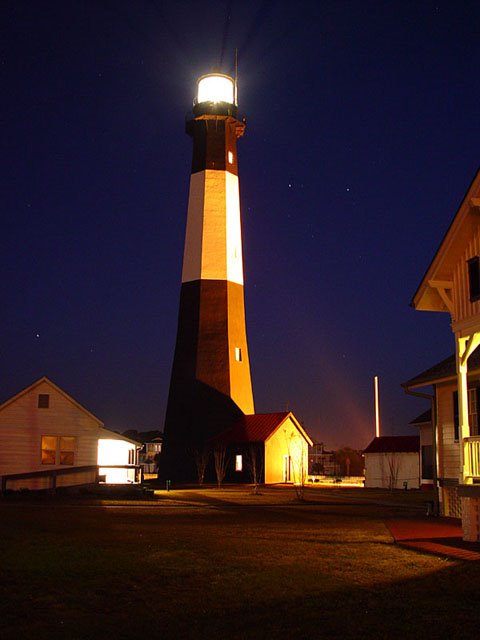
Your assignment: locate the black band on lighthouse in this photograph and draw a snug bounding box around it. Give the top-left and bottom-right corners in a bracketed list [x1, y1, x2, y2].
[187, 116, 244, 176]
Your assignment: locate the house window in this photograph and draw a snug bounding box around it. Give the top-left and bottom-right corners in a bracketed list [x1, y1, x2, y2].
[453, 391, 459, 441]
[41, 436, 57, 465]
[469, 388, 480, 436]
[421, 445, 433, 480]
[235, 347, 242, 362]
[128, 449, 135, 465]
[468, 257, 480, 302]
[235, 454, 243, 472]
[38, 394, 50, 408]
[228, 151, 234, 164]
[41, 436, 75, 465]
[59, 437, 75, 465]
[453, 388, 480, 439]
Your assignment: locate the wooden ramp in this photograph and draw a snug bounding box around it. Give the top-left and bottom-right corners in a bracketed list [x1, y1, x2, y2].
[386, 517, 480, 561]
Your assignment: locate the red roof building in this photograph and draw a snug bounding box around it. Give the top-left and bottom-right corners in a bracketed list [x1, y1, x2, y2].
[364, 436, 420, 454]
[211, 412, 313, 484]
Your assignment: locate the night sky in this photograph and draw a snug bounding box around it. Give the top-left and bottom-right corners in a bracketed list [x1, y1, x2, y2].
[3, 1, 480, 449]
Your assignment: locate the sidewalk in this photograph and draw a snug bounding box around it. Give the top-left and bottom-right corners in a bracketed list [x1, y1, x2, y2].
[386, 517, 480, 561]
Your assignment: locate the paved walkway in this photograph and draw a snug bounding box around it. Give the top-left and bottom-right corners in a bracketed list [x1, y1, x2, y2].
[386, 517, 480, 561]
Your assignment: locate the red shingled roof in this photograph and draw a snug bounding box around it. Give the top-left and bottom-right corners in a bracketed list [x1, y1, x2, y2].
[214, 412, 290, 444]
[364, 436, 420, 454]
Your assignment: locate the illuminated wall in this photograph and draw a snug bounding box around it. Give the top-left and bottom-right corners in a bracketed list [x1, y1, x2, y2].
[97, 438, 137, 484]
[364, 452, 420, 489]
[264, 416, 310, 484]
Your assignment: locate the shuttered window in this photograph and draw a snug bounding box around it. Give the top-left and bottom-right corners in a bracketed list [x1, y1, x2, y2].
[452, 388, 480, 439]
[421, 445, 433, 480]
[469, 388, 480, 436]
[453, 391, 459, 441]
[468, 257, 480, 302]
[38, 394, 50, 408]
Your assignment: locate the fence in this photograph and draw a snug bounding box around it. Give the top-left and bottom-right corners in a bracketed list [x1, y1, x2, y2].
[1, 464, 143, 494]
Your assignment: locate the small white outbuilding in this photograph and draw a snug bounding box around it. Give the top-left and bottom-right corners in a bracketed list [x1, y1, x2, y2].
[0, 377, 141, 491]
[363, 436, 420, 490]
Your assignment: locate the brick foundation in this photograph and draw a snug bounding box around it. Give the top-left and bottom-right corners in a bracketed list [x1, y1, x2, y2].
[461, 497, 480, 542]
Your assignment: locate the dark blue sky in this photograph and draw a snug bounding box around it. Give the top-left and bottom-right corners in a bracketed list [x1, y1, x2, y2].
[3, 1, 479, 448]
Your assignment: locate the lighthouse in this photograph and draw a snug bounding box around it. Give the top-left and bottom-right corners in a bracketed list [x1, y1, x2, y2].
[162, 73, 254, 480]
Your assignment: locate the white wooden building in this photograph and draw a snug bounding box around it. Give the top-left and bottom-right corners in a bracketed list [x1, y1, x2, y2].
[363, 436, 420, 489]
[409, 409, 434, 489]
[0, 377, 141, 491]
[408, 169, 480, 540]
[404, 351, 480, 520]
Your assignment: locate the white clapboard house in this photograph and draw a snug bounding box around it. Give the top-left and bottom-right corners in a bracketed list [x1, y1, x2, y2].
[407, 169, 480, 540]
[0, 377, 141, 492]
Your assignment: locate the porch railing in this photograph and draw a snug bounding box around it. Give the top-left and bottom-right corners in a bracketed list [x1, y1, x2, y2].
[1, 464, 142, 494]
[97, 464, 143, 484]
[464, 437, 480, 479]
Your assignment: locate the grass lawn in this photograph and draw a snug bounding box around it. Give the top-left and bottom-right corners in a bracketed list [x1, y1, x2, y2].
[1, 486, 478, 639]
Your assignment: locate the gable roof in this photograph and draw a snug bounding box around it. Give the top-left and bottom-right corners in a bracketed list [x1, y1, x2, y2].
[364, 436, 420, 454]
[412, 169, 480, 311]
[99, 427, 141, 446]
[409, 408, 432, 426]
[402, 346, 480, 388]
[214, 412, 313, 446]
[0, 376, 104, 426]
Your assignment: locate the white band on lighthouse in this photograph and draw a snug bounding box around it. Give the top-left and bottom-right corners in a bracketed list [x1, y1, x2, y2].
[182, 170, 244, 285]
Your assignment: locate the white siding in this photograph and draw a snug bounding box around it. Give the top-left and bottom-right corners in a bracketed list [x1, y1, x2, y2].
[419, 424, 432, 447]
[0, 380, 101, 477]
[436, 382, 460, 480]
[453, 229, 480, 324]
[364, 452, 420, 489]
[0, 379, 140, 490]
[264, 416, 309, 484]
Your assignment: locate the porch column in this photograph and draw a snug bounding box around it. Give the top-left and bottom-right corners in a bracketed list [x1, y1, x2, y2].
[456, 336, 469, 483]
[457, 332, 480, 542]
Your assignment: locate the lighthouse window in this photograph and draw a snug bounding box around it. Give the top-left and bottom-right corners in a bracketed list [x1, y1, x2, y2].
[235, 347, 242, 362]
[228, 151, 234, 164]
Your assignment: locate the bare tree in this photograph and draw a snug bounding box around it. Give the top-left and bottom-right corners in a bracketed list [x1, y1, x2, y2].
[285, 431, 307, 501]
[193, 446, 209, 485]
[213, 444, 229, 488]
[246, 444, 263, 494]
[386, 453, 400, 490]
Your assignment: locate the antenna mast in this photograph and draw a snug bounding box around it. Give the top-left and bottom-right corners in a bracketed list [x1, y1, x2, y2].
[374, 375, 380, 438]
[234, 48, 238, 105]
